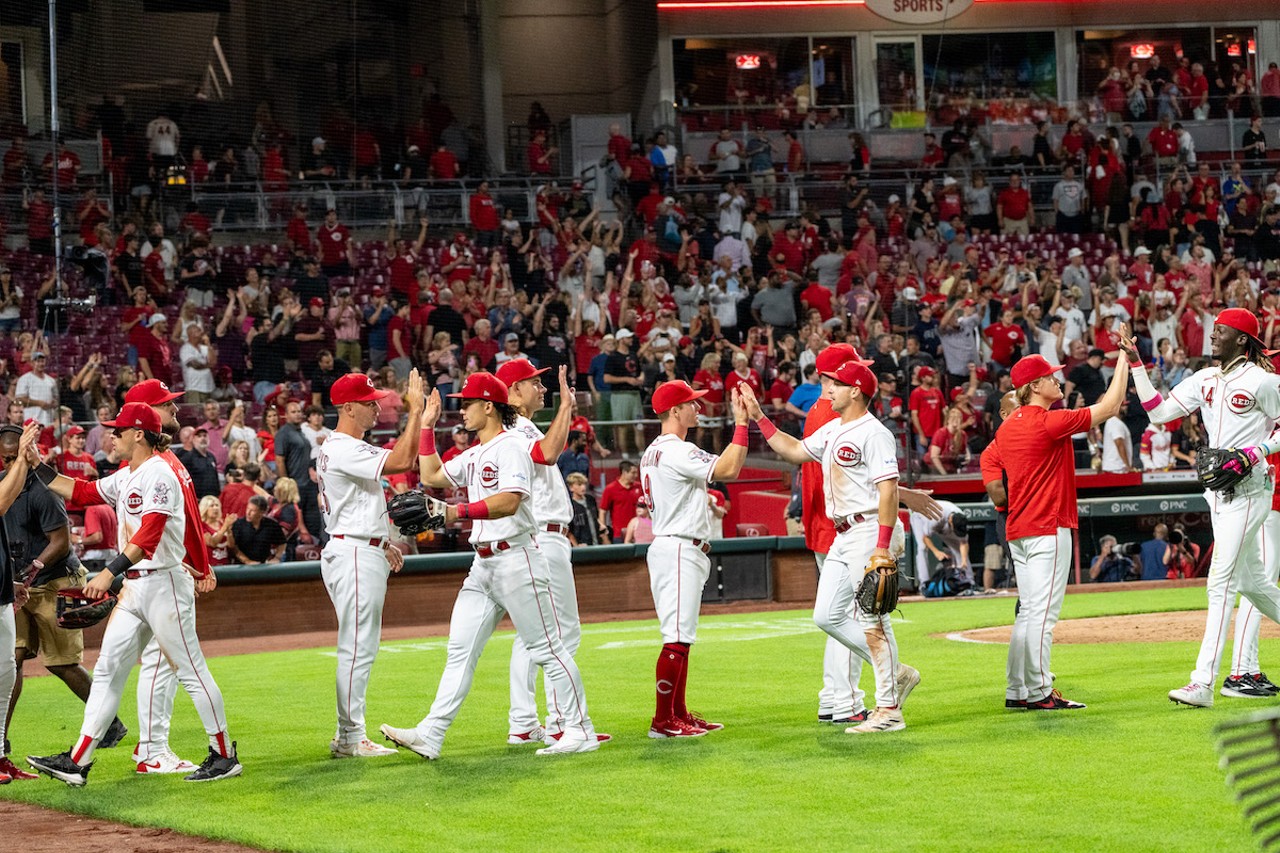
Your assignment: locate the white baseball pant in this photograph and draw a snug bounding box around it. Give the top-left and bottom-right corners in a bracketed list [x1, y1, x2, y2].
[815, 552, 866, 719]
[814, 520, 902, 710]
[0, 606, 13, 753]
[509, 531, 582, 736]
[76, 569, 229, 765]
[320, 538, 391, 747]
[413, 537, 595, 755]
[1230, 511, 1280, 677]
[1192, 490, 1280, 688]
[1006, 528, 1072, 703]
[135, 637, 177, 761]
[647, 536, 711, 644]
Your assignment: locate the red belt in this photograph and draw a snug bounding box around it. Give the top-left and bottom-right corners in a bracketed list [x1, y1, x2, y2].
[544, 523, 568, 536]
[334, 534, 383, 548]
[125, 569, 158, 579]
[833, 514, 870, 534]
[475, 540, 512, 558]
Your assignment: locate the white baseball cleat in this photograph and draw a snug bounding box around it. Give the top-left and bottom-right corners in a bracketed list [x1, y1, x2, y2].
[135, 750, 199, 775]
[1169, 683, 1213, 708]
[536, 735, 601, 757]
[330, 738, 398, 758]
[379, 724, 440, 760]
[506, 727, 546, 745]
[895, 665, 921, 709]
[846, 707, 905, 734]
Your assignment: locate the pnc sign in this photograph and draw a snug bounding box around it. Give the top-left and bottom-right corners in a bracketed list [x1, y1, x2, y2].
[864, 0, 974, 25]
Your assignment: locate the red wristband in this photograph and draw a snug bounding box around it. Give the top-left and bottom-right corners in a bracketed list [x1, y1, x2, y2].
[456, 500, 491, 520]
[732, 424, 749, 447]
[1128, 361, 1143, 370]
[756, 416, 778, 440]
[876, 524, 894, 549]
[420, 428, 436, 455]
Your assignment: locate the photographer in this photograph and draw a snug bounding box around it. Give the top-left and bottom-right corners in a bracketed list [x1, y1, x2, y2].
[910, 501, 976, 590]
[1163, 525, 1198, 579]
[1089, 534, 1139, 583]
[1139, 523, 1170, 580]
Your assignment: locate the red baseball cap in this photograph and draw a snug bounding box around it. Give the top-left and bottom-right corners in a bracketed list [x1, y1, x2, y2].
[813, 343, 862, 374]
[1217, 307, 1262, 341]
[822, 362, 877, 397]
[65, 425, 85, 437]
[330, 373, 391, 405]
[447, 371, 509, 404]
[917, 366, 937, 379]
[125, 379, 183, 406]
[309, 297, 325, 308]
[651, 380, 709, 414]
[104, 402, 163, 432]
[679, 336, 693, 348]
[1010, 354, 1061, 389]
[495, 358, 549, 387]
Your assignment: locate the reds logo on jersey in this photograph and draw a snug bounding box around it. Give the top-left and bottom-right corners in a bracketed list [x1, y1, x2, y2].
[126, 491, 144, 511]
[834, 443, 862, 468]
[479, 463, 499, 489]
[1228, 390, 1257, 414]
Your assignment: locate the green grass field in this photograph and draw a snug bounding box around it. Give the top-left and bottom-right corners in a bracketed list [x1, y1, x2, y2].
[0, 586, 1262, 852]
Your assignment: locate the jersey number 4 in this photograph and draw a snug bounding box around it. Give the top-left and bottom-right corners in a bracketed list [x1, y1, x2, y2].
[1203, 386, 1214, 407]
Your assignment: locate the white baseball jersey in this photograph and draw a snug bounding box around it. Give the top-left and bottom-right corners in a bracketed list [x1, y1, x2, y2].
[95, 454, 185, 571]
[512, 415, 572, 526]
[802, 412, 900, 520]
[1163, 362, 1280, 495]
[317, 432, 392, 539]
[640, 433, 717, 540]
[442, 429, 535, 543]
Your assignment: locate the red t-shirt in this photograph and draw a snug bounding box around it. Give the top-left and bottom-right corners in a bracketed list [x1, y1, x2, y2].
[124, 306, 152, 348]
[984, 323, 1026, 367]
[767, 379, 793, 406]
[469, 193, 499, 231]
[136, 334, 173, 385]
[723, 369, 763, 401]
[998, 187, 1031, 220]
[316, 223, 351, 266]
[387, 316, 412, 360]
[430, 149, 459, 180]
[801, 397, 839, 553]
[1180, 310, 1206, 359]
[989, 405, 1092, 541]
[287, 217, 313, 252]
[909, 386, 944, 438]
[84, 504, 118, 555]
[388, 252, 417, 300]
[800, 284, 834, 321]
[693, 369, 725, 406]
[58, 450, 97, 512]
[1148, 127, 1178, 157]
[771, 234, 805, 274]
[600, 478, 643, 541]
[462, 336, 499, 369]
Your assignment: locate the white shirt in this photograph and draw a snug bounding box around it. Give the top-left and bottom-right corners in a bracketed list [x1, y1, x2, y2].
[442, 429, 534, 543]
[909, 500, 964, 579]
[317, 431, 392, 539]
[1140, 424, 1173, 470]
[146, 117, 179, 157]
[180, 342, 214, 394]
[1054, 306, 1086, 344]
[1101, 417, 1133, 473]
[16, 370, 57, 425]
[802, 412, 899, 520]
[717, 191, 746, 235]
[140, 237, 178, 281]
[1032, 326, 1062, 367]
[96, 455, 185, 571]
[639, 433, 717, 541]
[226, 422, 260, 462]
[302, 423, 332, 459]
[512, 416, 572, 526]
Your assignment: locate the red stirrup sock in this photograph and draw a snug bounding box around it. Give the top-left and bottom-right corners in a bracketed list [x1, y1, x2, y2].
[655, 643, 687, 723]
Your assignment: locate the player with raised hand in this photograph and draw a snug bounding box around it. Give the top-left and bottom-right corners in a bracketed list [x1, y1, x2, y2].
[316, 369, 424, 758]
[382, 373, 599, 758]
[1119, 311, 1280, 707]
[495, 359, 609, 746]
[744, 367, 919, 734]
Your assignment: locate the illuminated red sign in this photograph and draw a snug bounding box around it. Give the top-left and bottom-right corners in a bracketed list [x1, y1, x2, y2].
[736, 54, 762, 69]
[1130, 43, 1155, 59]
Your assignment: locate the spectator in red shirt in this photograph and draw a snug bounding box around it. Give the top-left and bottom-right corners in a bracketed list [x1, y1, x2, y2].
[220, 462, 264, 519]
[929, 408, 970, 475]
[800, 279, 834, 321]
[469, 180, 501, 249]
[76, 188, 109, 245]
[57, 425, 98, 512]
[997, 173, 1033, 236]
[41, 140, 80, 189]
[23, 187, 53, 255]
[920, 133, 945, 170]
[984, 309, 1027, 369]
[387, 216, 428, 304]
[387, 300, 414, 381]
[351, 127, 382, 183]
[430, 142, 459, 181]
[771, 221, 807, 274]
[462, 317, 500, 369]
[440, 424, 472, 464]
[315, 208, 353, 277]
[286, 204, 313, 255]
[1147, 116, 1179, 166]
[909, 365, 945, 454]
[767, 362, 796, 408]
[527, 129, 557, 176]
[598, 461, 643, 543]
[723, 351, 764, 401]
[136, 313, 173, 385]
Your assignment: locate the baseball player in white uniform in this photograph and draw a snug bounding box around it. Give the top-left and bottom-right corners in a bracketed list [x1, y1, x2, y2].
[642, 380, 750, 739]
[1226, 484, 1280, 698]
[745, 365, 920, 734]
[25, 404, 241, 786]
[1120, 310, 1280, 707]
[382, 372, 599, 758]
[124, 379, 216, 775]
[316, 370, 424, 757]
[495, 360, 610, 746]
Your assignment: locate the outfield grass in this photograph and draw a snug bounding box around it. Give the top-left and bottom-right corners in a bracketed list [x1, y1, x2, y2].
[0, 586, 1261, 852]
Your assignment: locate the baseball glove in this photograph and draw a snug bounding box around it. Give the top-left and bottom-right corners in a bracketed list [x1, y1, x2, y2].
[387, 490, 447, 536]
[855, 553, 900, 617]
[1196, 446, 1254, 494]
[55, 588, 117, 630]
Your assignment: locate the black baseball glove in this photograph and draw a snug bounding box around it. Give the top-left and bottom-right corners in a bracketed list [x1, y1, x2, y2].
[55, 588, 117, 630]
[387, 490, 447, 536]
[855, 553, 900, 617]
[1196, 446, 1254, 494]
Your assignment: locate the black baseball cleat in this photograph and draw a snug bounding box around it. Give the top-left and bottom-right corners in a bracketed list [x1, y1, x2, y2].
[184, 743, 242, 783]
[27, 751, 91, 787]
[1027, 689, 1085, 711]
[1252, 673, 1279, 696]
[99, 718, 128, 749]
[833, 710, 869, 724]
[1005, 698, 1028, 710]
[1222, 675, 1272, 699]
[817, 713, 833, 722]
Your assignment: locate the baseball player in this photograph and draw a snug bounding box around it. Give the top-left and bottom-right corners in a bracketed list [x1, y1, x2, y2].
[1119, 310, 1280, 707]
[495, 359, 610, 746]
[121, 379, 215, 774]
[1223, 455, 1280, 698]
[642, 381, 750, 739]
[315, 370, 425, 758]
[25, 405, 242, 786]
[745, 366, 920, 734]
[382, 372, 599, 758]
[985, 352, 1129, 712]
[909, 501, 973, 589]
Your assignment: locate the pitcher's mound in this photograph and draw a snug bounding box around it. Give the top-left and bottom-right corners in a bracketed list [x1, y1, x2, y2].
[945, 610, 1280, 645]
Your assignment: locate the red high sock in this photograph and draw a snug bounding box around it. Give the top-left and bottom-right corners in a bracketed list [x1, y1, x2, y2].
[654, 643, 687, 724]
[672, 642, 691, 720]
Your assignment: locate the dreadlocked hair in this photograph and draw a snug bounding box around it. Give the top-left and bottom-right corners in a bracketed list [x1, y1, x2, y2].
[1246, 337, 1275, 373]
